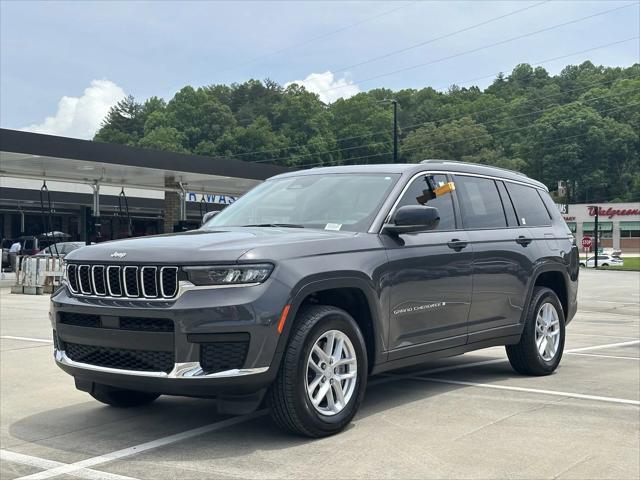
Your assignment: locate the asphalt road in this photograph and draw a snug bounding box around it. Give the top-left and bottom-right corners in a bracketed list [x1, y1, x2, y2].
[1, 269, 638, 480]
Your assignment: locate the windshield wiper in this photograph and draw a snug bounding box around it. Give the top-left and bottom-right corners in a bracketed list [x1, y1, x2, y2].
[242, 223, 305, 228]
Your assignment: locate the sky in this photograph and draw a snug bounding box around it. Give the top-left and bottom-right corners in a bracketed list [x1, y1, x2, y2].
[1, 0, 638, 139]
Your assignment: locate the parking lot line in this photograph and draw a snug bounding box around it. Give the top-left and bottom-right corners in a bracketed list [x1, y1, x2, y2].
[406, 377, 640, 406]
[1, 450, 139, 480]
[0, 336, 52, 344]
[569, 352, 639, 360]
[567, 339, 639, 353]
[370, 339, 640, 387]
[16, 410, 268, 480]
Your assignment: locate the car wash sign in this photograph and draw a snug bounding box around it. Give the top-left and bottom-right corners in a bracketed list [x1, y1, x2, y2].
[187, 192, 238, 205]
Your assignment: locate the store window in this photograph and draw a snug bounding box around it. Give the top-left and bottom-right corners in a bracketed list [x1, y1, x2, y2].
[620, 221, 640, 238]
[583, 222, 613, 239]
[565, 222, 577, 233]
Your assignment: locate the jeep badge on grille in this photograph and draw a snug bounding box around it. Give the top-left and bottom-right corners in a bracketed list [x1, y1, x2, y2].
[110, 251, 127, 259]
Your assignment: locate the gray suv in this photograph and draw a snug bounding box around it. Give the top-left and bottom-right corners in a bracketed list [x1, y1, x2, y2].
[51, 160, 579, 437]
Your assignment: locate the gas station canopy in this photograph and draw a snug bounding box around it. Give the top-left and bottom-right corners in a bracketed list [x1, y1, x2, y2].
[0, 128, 289, 195]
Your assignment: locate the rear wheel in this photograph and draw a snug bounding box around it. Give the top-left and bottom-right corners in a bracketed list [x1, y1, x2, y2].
[506, 287, 565, 376]
[89, 384, 160, 407]
[268, 305, 367, 437]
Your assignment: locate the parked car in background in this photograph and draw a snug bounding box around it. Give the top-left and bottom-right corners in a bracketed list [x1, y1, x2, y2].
[580, 255, 624, 267]
[34, 242, 85, 258]
[1, 238, 16, 268]
[18, 236, 41, 256]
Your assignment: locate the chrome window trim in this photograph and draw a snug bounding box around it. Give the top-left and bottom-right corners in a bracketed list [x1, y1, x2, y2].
[90, 265, 106, 296]
[122, 266, 139, 298]
[375, 170, 549, 234]
[159, 266, 179, 298]
[141, 266, 158, 298]
[78, 265, 92, 294]
[55, 349, 268, 379]
[106, 265, 122, 297]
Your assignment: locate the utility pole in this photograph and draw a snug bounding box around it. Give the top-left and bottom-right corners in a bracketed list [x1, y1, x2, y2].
[379, 99, 399, 163]
[392, 99, 398, 163]
[594, 206, 599, 269]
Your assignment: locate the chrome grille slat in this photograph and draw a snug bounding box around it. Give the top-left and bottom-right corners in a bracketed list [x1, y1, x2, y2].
[107, 266, 122, 297]
[91, 265, 106, 296]
[66, 264, 178, 299]
[78, 265, 92, 294]
[67, 264, 79, 293]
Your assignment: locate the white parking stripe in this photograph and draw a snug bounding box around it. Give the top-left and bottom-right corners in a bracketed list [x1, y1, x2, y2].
[1, 450, 138, 480]
[409, 377, 640, 406]
[370, 339, 640, 387]
[567, 339, 639, 353]
[568, 352, 639, 361]
[0, 336, 52, 344]
[17, 410, 267, 480]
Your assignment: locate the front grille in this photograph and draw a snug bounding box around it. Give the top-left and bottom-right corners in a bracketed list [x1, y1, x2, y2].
[60, 312, 101, 328]
[120, 317, 174, 332]
[200, 341, 249, 374]
[58, 312, 173, 332]
[67, 264, 178, 299]
[64, 342, 174, 373]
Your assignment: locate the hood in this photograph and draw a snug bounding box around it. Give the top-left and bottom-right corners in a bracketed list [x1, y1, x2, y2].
[65, 227, 361, 264]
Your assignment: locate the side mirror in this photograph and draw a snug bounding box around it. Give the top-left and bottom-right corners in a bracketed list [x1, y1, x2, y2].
[383, 205, 440, 235]
[201, 210, 219, 225]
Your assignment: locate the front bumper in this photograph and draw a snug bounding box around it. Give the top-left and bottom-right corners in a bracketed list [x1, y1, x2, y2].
[50, 279, 290, 396]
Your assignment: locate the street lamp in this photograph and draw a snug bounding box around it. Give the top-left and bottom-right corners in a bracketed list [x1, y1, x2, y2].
[379, 99, 398, 163]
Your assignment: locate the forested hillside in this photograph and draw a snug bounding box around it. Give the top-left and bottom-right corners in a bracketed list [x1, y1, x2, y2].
[95, 61, 639, 202]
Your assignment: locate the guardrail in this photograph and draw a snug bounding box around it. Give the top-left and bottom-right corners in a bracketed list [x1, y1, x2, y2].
[11, 255, 64, 295]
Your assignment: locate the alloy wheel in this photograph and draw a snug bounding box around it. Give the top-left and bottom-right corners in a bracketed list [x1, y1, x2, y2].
[305, 329, 358, 416]
[535, 302, 561, 361]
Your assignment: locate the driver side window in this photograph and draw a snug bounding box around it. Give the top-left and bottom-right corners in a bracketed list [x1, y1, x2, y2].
[395, 174, 456, 231]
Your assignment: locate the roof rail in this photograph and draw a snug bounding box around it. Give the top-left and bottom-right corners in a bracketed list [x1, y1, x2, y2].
[419, 159, 528, 177]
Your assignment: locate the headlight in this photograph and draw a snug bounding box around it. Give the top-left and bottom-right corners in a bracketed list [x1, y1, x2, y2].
[183, 264, 273, 286]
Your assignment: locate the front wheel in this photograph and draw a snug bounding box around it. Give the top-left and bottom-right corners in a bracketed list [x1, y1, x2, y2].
[506, 287, 565, 376]
[267, 305, 368, 437]
[89, 383, 160, 407]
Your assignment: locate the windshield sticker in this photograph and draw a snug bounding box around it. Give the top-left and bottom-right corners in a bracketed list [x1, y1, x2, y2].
[325, 223, 342, 231]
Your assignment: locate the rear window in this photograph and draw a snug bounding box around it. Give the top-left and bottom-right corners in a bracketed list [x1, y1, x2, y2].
[454, 175, 507, 229]
[505, 183, 551, 227]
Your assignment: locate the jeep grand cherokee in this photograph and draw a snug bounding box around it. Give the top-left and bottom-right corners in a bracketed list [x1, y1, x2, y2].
[51, 160, 579, 437]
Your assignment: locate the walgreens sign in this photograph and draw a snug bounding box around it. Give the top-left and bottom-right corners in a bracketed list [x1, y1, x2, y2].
[588, 206, 640, 218]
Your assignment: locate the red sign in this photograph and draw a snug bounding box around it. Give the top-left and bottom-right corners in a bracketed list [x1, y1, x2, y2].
[588, 206, 640, 218]
[581, 236, 592, 249]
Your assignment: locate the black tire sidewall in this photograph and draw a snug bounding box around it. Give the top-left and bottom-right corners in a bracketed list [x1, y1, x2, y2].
[527, 289, 566, 373]
[294, 308, 368, 435]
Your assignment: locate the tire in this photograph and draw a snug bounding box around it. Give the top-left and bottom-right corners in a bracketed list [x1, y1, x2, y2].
[602, 263, 609, 267]
[267, 305, 368, 437]
[89, 384, 160, 407]
[506, 287, 565, 376]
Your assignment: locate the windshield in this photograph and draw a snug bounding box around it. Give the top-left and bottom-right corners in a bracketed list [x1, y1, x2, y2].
[204, 173, 400, 233]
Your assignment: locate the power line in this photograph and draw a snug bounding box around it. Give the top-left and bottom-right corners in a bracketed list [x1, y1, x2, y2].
[296, 101, 639, 168]
[221, 39, 639, 162]
[247, 75, 639, 165]
[214, 2, 417, 75]
[332, 1, 550, 73]
[315, 2, 639, 95]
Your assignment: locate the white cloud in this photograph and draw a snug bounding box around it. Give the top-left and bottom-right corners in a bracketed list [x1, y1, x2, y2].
[286, 71, 360, 103]
[21, 79, 126, 139]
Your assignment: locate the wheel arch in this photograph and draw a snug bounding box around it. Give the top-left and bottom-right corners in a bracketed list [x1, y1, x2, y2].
[277, 275, 385, 373]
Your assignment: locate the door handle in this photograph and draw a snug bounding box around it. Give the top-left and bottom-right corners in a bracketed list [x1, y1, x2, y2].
[516, 235, 532, 246]
[447, 239, 468, 251]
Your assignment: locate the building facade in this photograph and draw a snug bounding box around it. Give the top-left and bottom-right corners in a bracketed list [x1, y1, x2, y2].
[563, 203, 640, 254]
